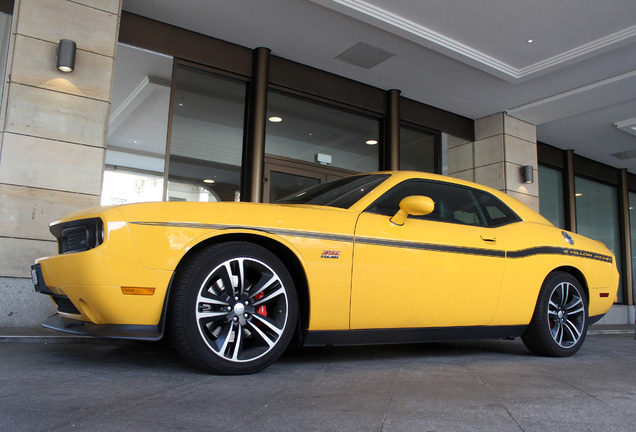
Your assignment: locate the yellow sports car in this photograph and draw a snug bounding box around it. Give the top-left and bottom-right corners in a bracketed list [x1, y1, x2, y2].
[32, 171, 618, 374]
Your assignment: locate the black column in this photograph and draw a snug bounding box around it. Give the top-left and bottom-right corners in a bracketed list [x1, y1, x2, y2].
[242, 47, 270, 202]
[564, 149, 577, 232]
[618, 169, 633, 305]
[383, 89, 400, 171]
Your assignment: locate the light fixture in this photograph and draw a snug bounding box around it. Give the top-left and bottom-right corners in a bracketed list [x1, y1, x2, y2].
[57, 39, 76, 73]
[366, 139, 378, 145]
[520, 165, 534, 184]
[268, 116, 282, 123]
[203, 179, 215, 184]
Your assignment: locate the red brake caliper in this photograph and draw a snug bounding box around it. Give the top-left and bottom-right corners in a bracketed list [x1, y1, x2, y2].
[254, 292, 267, 317]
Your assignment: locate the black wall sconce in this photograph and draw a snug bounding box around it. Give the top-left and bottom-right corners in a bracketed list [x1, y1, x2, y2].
[57, 39, 76, 73]
[520, 165, 534, 184]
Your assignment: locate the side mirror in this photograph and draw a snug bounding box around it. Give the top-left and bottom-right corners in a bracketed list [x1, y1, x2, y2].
[390, 195, 435, 226]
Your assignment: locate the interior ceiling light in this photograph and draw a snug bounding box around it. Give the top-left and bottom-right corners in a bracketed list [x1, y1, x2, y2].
[366, 139, 378, 145]
[203, 179, 215, 184]
[269, 116, 283, 123]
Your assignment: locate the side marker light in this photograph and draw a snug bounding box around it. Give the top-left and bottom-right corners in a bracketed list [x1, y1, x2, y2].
[121, 287, 156, 296]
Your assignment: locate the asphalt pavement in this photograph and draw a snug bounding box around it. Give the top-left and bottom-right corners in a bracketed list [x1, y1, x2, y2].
[1, 326, 634, 432]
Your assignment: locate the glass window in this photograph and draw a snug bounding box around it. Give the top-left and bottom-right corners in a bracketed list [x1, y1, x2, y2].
[167, 65, 247, 202]
[265, 90, 380, 173]
[275, 174, 389, 209]
[538, 165, 565, 228]
[102, 44, 172, 205]
[400, 126, 437, 172]
[367, 180, 518, 227]
[575, 176, 622, 303]
[629, 191, 636, 305]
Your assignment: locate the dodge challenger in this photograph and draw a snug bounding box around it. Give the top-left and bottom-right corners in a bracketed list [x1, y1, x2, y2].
[32, 171, 618, 374]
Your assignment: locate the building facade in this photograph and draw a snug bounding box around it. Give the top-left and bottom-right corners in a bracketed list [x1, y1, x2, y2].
[0, 0, 633, 327]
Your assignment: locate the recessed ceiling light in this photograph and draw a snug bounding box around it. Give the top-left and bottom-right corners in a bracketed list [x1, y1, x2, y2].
[527, 39, 534, 44]
[366, 139, 378, 145]
[269, 116, 283, 123]
[575, 193, 583, 197]
[203, 179, 215, 184]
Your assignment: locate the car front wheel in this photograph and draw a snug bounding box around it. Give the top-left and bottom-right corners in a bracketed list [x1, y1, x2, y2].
[168, 242, 298, 374]
[521, 271, 588, 357]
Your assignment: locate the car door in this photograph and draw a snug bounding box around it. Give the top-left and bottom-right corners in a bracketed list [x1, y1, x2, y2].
[350, 179, 508, 330]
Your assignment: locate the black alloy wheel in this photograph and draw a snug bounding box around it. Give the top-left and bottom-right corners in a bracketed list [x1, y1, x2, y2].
[168, 242, 298, 374]
[521, 271, 588, 357]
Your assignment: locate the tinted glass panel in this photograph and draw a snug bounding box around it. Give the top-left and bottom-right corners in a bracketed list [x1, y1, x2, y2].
[269, 171, 321, 202]
[266, 90, 380, 172]
[400, 126, 437, 172]
[102, 44, 172, 204]
[367, 180, 519, 227]
[275, 174, 389, 208]
[575, 176, 622, 303]
[538, 165, 565, 228]
[472, 189, 520, 227]
[168, 65, 246, 202]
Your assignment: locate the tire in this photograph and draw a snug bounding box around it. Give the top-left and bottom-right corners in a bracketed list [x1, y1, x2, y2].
[521, 271, 588, 357]
[168, 242, 298, 374]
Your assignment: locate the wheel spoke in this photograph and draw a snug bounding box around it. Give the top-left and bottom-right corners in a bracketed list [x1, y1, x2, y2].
[563, 319, 581, 343]
[252, 286, 285, 307]
[230, 323, 244, 361]
[565, 297, 583, 315]
[249, 273, 279, 299]
[215, 321, 235, 357]
[252, 313, 285, 336]
[197, 310, 229, 320]
[236, 258, 246, 297]
[246, 319, 279, 348]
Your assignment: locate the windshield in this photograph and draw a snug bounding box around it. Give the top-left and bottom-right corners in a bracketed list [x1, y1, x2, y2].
[274, 174, 390, 209]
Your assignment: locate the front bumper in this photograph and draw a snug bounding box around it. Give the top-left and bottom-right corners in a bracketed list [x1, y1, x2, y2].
[32, 263, 167, 340]
[41, 314, 163, 341]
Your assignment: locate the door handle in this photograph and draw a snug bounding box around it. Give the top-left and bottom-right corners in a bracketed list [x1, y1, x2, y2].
[480, 234, 497, 243]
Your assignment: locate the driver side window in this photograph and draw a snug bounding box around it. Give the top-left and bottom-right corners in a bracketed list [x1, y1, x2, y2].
[366, 180, 486, 226]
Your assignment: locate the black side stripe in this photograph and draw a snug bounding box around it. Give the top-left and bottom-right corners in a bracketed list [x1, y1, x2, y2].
[130, 221, 612, 263]
[129, 221, 354, 243]
[354, 237, 505, 258]
[508, 246, 613, 263]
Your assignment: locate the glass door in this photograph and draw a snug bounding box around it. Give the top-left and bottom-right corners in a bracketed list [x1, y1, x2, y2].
[263, 155, 356, 202]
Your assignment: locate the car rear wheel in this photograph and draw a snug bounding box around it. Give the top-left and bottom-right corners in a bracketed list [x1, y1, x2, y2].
[521, 271, 588, 357]
[168, 242, 297, 374]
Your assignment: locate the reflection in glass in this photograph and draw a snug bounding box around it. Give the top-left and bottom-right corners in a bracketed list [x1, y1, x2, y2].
[269, 171, 320, 202]
[265, 90, 380, 172]
[167, 65, 247, 202]
[399, 126, 437, 172]
[538, 165, 565, 228]
[575, 176, 622, 303]
[103, 44, 172, 204]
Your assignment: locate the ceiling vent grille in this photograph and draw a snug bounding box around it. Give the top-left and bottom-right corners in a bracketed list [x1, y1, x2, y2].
[335, 42, 395, 69]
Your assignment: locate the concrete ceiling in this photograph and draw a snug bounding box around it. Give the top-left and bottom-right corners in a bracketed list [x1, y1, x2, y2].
[122, 0, 636, 173]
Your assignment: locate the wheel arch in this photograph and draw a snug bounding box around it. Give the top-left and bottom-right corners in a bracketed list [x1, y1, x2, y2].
[546, 265, 590, 305]
[166, 232, 310, 344]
